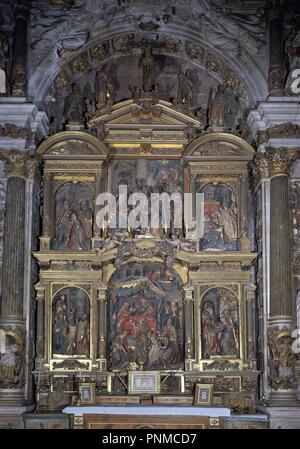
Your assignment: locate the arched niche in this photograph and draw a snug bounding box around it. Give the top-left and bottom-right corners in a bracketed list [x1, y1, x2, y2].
[29, 25, 267, 105]
[107, 261, 184, 371]
[52, 287, 90, 358]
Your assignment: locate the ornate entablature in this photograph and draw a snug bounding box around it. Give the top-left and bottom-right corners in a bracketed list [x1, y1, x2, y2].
[31, 100, 258, 412]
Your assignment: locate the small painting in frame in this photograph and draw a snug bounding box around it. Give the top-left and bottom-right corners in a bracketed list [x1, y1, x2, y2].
[79, 383, 96, 405]
[194, 384, 213, 406]
[128, 371, 160, 395]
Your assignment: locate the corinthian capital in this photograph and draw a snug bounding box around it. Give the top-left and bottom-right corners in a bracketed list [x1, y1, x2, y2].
[5, 151, 27, 178]
[265, 147, 295, 177]
[252, 153, 269, 185]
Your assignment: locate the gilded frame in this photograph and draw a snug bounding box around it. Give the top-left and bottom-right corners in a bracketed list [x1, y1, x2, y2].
[195, 282, 244, 371]
[194, 383, 214, 406]
[49, 282, 93, 371]
[128, 371, 161, 395]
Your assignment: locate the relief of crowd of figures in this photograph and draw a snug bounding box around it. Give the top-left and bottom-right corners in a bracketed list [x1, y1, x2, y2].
[108, 262, 184, 370]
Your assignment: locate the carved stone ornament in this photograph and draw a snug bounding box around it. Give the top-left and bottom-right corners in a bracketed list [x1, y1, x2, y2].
[5, 152, 26, 177]
[52, 359, 89, 371]
[202, 359, 240, 371]
[0, 123, 31, 140]
[0, 325, 25, 390]
[268, 66, 284, 96]
[267, 326, 297, 391]
[252, 153, 269, 185]
[265, 147, 295, 177]
[256, 123, 300, 146]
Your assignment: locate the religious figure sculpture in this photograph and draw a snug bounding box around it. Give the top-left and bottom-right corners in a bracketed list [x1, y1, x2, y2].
[63, 83, 84, 123]
[284, 15, 300, 96]
[84, 97, 96, 121]
[0, 333, 24, 389]
[176, 70, 194, 111]
[76, 200, 93, 239]
[0, 33, 8, 94]
[108, 262, 183, 370]
[201, 288, 239, 358]
[52, 289, 90, 356]
[218, 202, 238, 243]
[200, 183, 238, 251]
[268, 330, 297, 390]
[53, 183, 93, 250]
[196, 2, 265, 56]
[209, 85, 227, 127]
[139, 43, 154, 93]
[96, 72, 113, 109]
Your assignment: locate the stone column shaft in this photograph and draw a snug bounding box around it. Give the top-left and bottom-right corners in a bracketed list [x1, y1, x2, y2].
[268, 151, 293, 318]
[1, 155, 26, 320]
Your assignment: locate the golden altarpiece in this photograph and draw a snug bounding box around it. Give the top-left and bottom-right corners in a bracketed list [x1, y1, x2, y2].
[33, 99, 257, 412]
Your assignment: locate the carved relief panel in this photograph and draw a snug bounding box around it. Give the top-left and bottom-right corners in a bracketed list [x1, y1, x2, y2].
[198, 182, 238, 251]
[194, 283, 244, 371]
[107, 261, 184, 371]
[52, 182, 93, 250]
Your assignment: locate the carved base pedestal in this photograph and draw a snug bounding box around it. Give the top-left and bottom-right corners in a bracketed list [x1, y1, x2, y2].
[257, 405, 300, 429]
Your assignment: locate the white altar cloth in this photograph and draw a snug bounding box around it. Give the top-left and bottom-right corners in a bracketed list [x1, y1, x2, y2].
[63, 406, 230, 417]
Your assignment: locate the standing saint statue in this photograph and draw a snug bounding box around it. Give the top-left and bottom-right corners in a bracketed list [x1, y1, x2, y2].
[96, 72, 113, 109]
[209, 85, 227, 127]
[0, 33, 9, 94]
[176, 70, 194, 108]
[63, 83, 84, 123]
[139, 43, 153, 93]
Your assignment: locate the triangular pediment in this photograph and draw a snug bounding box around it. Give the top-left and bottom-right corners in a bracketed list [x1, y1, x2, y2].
[87, 99, 201, 156]
[88, 99, 201, 129]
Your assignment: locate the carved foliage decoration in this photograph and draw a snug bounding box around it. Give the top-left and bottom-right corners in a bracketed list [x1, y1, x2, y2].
[200, 287, 239, 359]
[52, 287, 90, 357]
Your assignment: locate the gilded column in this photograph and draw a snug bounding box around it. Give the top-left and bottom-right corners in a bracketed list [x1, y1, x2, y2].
[184, 286, 194, 371]
[267, 1, 284, 96]
[245, 284, 256, 365]
[35, 284, 45, 361]
[97, 288, 107, 371]
[190, 174, 197, 221]
[40, 171, 52, 250]
[11, 5, 29, 96]
[93, 173, 102, 239]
